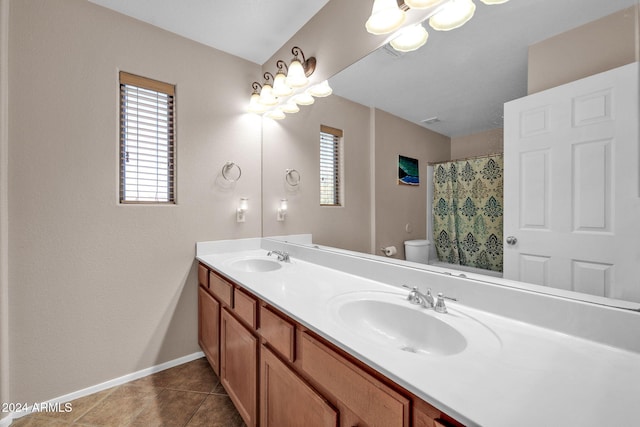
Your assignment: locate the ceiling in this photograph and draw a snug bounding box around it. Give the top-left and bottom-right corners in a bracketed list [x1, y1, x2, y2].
[90, 0, 637, 137]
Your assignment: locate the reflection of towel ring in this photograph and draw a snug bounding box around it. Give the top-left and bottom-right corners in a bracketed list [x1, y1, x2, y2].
[285, 169, 301, 186]
[222, 162, 242, 182]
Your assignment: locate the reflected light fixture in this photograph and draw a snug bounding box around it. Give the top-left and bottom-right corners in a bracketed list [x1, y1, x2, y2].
[273, 60, 293, 97]
[292, 91, 315, 106]
[247, 82, 267, 114]
[366, 0, 406, 35]
[237, 198, 248, 223]
[429, 0, 476, 31]
[404, 0, 442, 8]
[281, 101, 300, 114]
[308, 80, 333, 97]
[480, 0, 509, 4]
[265, 108, 286, 120]
[277, 199, 288, 222]
[259, 72, 278, 106]
[390, 23, 429, 52]
[286, 46, 316, 88]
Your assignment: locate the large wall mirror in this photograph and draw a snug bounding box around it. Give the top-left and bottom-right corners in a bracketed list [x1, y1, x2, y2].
[261, 0, 640, 307]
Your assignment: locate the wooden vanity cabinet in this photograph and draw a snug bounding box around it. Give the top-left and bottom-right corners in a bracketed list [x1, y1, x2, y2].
[197, 263, 465, 427]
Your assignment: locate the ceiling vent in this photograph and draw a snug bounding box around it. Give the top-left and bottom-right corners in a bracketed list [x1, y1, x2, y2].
[382, 43, 406, 57]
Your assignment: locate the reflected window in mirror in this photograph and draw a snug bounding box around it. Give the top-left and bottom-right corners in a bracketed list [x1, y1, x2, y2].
[320, 125, 343, 206]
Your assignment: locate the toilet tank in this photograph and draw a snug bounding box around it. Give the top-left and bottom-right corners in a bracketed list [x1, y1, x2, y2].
[404, 239, 430, 264]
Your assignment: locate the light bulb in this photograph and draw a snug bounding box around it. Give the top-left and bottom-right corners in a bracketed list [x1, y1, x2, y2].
[265, 108, 285, 120]
[429, 0, 476, 31]
[273, 71, 293, 97]
[286, 59, 308, 88]
[308, 80, 333, 97]
[405, 0, 441, 8]
[259, 84, 278, 106]
[292, 92, 315, 106]
[281, 101, 300, 114]
[365, 0, 406, 35]
[248, 92, 267, 114]
[390, 24, 429, 52]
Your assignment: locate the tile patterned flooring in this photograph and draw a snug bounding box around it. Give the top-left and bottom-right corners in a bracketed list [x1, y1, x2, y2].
[12, 358, 246, 427]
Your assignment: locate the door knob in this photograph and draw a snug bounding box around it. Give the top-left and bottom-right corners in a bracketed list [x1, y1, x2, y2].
[506, 236, 518, 245]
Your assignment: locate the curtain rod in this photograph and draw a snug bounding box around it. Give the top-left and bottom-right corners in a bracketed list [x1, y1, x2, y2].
[427, 152, 503, 166]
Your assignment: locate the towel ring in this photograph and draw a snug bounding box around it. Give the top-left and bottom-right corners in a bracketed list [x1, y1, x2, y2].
[222, 162, 242, 182]
[285, 169, 301, 186]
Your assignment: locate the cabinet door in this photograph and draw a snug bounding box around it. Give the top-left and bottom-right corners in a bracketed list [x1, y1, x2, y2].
[261, 346, 337, 427]
[198, 286, 220, 375]
[221, 309, 258, 427]
[299, 332, 410, 427]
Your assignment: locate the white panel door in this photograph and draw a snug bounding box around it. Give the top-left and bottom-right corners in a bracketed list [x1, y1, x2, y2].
[503, 62, 639, 302]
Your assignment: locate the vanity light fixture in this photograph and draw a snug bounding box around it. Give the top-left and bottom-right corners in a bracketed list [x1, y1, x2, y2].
[237, 197, 249, 223]
[273, 60, 294, 97]
[247, 82, 267, 114]
[366, 0, 407, 35]
[404, 0, 442, 8]
[480, 0, 509, 4]
[390, 23, 429, 52]
[246, 46, 329, 120]
[428, 0, 476, 31]
[292, 91, 315, 106]
[277, 199, 288, 222]
[281, 101, 300, 114]
[286, 46, 316, 88]
[308, 80, 333, 97]
[259, 72, 278, 106]
[265, 108, 286, 120]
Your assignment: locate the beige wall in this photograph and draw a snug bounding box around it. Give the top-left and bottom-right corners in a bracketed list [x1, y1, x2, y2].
[262, 95, 372, 253]
[7, 0, 261, 404]
[528, 5, 639, 94]
[374, 110, 450, 260]
[450, 128, 503, 160]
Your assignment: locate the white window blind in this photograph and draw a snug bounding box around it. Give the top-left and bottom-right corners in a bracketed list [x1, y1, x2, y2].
[320, 125, 343, 206]
[119, 72, 175, 203]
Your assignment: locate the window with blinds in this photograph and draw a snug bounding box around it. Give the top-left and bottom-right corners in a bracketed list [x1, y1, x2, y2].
[119, 72, 175, 204]
[320, 125, 343, 206]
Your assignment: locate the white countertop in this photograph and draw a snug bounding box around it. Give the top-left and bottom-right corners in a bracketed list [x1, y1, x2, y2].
[196, 239, 640, 427]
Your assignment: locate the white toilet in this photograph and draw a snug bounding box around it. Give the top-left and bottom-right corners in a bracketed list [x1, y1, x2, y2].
[404, 239, 431, 264]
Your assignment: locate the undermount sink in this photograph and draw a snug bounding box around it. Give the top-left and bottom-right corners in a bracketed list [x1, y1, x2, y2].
[229, 258, 282, 273]
[330, 291, 501, 357]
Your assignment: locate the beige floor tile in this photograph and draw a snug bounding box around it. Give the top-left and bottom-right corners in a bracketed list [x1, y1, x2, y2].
[74, 384, 160, 427]
[10, 415, 71, 427]
[186, 394, 246, 427]
[34, 387, 115, 423]
[128, 389, 207, 427]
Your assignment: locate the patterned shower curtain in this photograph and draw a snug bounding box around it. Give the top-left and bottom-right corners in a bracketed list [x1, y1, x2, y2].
[432, 154, 504, 272]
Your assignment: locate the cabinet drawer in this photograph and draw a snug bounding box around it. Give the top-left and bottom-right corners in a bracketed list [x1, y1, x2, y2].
[234, 288, 257, 329]
[198, 263, 208, 288]
[300, 332, 409, 427]
[209, 271, 232, 306]
[260, 306, 295, 362]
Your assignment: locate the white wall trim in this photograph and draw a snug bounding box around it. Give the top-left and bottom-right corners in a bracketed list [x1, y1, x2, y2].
[9, 351, 204, 421]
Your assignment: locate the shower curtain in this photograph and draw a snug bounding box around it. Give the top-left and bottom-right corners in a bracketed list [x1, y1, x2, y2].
[432, 153, 504, 272]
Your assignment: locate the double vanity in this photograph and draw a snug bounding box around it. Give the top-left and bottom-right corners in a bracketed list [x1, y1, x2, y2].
[196, 237, 640, 427]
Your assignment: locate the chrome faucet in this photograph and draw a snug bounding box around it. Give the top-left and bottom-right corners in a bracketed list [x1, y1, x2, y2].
[267, 250, 290, 262]
[402, 286, 455, 313]
[402, 285, 434, 309]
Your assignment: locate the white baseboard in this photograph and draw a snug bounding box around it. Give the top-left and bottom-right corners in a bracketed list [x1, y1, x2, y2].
[8, 351, 205, 423]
